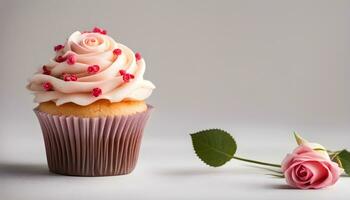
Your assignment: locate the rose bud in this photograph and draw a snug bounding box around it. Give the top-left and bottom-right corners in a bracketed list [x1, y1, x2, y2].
[281, 141, 342, 189]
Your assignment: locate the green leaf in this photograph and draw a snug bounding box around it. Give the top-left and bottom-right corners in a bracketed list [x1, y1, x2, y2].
[336, 150, 350, 175]
[190, 129, 237, 167]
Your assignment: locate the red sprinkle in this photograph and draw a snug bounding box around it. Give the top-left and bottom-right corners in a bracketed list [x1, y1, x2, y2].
[92, 27, 101, 33]
[63, 74, 78, 81]
[66, 54, 77, 65]
[55, 55, 66, 63]
[119, 69, 126, 75]
[42, 65, 51, 75]
[135, 52, 142, 61]
[123, 74, 134, 82]
[63, 74, 70, 81]
[87, 65, 100, 74]
[92, 87, 102, 97]
[70, 74, 78, 81]
[119, 70, 135, 82]
[42, 82, 53, 91]
[92, 27, 107, 35]
[113, 48, 122, 56]
[54, 44, 64, 51]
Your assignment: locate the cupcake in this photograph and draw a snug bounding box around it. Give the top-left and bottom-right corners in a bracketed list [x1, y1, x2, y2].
[27, 27, 155, 176]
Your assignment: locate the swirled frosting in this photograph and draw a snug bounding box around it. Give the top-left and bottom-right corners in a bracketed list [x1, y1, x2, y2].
[27, 28, 155, 106]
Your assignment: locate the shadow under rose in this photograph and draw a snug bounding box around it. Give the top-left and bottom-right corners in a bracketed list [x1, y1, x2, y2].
[0, 162, 56, 178]
[156, 167, 303, 191]
[157, 167, 259, 176]
[266, 183, 298, 190]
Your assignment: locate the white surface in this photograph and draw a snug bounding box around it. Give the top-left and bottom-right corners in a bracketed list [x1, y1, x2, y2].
[1, 129, 350, 200]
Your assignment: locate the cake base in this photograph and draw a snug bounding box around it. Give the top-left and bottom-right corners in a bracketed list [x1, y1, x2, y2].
[34, 105, 152, 176]
[37, 100, 147, 117]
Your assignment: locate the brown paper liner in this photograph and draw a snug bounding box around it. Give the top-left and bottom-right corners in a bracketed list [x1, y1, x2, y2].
[34, 105, 152, 176]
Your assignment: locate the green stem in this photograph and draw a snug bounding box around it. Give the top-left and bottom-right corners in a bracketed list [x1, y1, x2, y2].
[232, 156, 282, 168]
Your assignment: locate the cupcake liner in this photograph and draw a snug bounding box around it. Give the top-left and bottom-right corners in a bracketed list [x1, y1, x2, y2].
[34, 105, 153, 176]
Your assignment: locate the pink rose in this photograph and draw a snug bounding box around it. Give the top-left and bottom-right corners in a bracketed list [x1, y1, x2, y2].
[281, 145, 342, 189]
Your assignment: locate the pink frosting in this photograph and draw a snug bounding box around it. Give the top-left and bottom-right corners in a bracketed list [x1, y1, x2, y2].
[27, 31, 155, 106]
[281, 145, 342, 189]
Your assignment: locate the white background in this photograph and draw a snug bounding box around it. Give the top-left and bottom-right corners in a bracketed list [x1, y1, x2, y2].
[0, 0, 349, 199]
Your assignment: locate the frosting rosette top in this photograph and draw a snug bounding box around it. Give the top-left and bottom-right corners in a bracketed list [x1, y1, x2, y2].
[27, 27, 155, 106]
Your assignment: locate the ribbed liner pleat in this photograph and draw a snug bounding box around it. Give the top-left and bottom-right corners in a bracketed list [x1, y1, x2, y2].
[34, 106, 152, 176]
